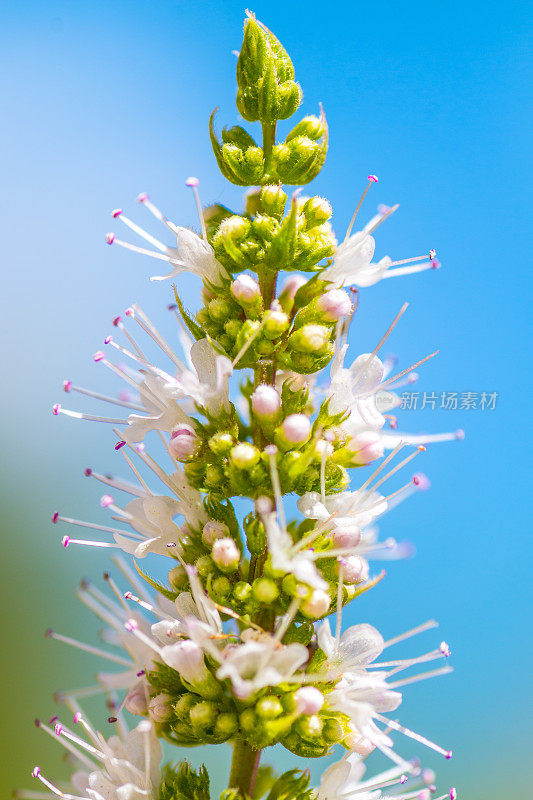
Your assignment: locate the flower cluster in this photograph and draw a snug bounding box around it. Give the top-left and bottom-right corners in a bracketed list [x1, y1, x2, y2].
[19, 12, 458, 800]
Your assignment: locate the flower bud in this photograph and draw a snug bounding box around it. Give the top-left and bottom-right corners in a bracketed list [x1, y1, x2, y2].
[148, 693, 173, 724]
[255, 695, 283, 719]
[260, 184, 287, 217]
[174, 693, 196, 719]
[339, 555, 369, 585]
[195, 554, 215, 578]
[212, 537, 240, 571]
[288, 323, 330, 353]
[345, 431, 384, 466]
[293, 687, 324, 715]
[214, 711, 239, 738]
[252, 577, 279, 604]
[316, 289, 352, 322]
[202, 520, 230, 546]
[169, 424, 198, 461]
[125, 686, 148, 716]
[161, 640, 209, 686]
[190, 700, 218, 729]
[286, 114, 327, 142]
[302, 196, 332, 227]
[208, 297, 233, 322]
[301, 588, 331, 618]
[264, 308, 290, 339]
[230, 442, 261, 469]
[208, 432, 234, 455]
[331, 526, 361, 550]
[281, 413, 311, 445]
[233, 581, 253, 602]
[296, 714, 323, 739]
[212, 576, 232, 598]
[231, 273, 261, 304]
[251, 384, 282, 419]
[168, 564, 188, 590]
[322, 718, 344, 743]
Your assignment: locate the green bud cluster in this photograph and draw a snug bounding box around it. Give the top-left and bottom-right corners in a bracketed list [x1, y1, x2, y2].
[209, 15, 328, 186]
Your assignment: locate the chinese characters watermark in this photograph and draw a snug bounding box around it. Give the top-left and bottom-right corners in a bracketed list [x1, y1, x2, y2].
[396, 391, 499, 411]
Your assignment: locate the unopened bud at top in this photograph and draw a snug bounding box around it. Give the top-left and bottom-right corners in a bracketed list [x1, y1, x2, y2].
[230, 442, 261, 469]
[231, 273, 261, 304]
[260, 184, 287, 217]
[251, 384, 282, 419]
[317, 289, 352, 322]
[169, 424, 198, 461]
[281, 413, 311, 445]
[302, 196, 332, 227]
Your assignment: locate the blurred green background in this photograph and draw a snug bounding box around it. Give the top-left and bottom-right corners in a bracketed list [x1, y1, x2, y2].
[1, 0, 531, 798]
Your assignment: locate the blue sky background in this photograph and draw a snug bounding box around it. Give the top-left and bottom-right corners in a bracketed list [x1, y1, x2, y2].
[1, 1, 531, 797]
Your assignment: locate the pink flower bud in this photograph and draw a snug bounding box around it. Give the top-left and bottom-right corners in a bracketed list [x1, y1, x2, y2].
[346, 431, 384, 465]
[124, 686, 148, 716]
[317, 289, 352, 321]
[255, 496, 274, 515]
[280, 274, 307, 300]
[212, 537, 240, 569]
[339, 555, 369, 584]
[331, 526, 361, 549]
[282, 413, 311, 445]
[294, 686, 324, 715]
[169, 424, 198, 461]
[251, 385, 282, 418]
[301, 589, 331, 618]
[231, 273, 261, 304]
[202, 520, 230, 546]
[148, 693, 173, 723]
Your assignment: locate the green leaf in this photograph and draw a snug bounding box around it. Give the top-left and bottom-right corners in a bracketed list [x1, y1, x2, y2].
[134, 561, 178, 601]
[159, 761, 210, 800]
[173, 284, 206, 341]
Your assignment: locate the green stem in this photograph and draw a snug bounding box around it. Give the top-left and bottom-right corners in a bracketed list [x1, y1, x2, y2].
[262, 122, 276, 174]
[228, 739, 262, 797]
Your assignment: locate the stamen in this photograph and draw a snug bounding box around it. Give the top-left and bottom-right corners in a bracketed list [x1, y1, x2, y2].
[45, 629, 132, 666]
[365, 203, 399, 234]
[345, 175, 379, 240]
[113, 209, 169, 252]
[131, 303, 187, 371]
[273, 597, 301, 643]
[388, 664, 453, 689]
[32, 766, 86, 799]
[34, 718, 95, 770]
[52, 405, 127, 424]
[350, 302, 409, 385]
[377, 351, 439, 393]
[232, 317, 267, 366]
[85, 470, 145, 498]
[62, 536, 120, 549]
[137, 192, 177, 234]
[111, 555, 153, 602]
[186, 177, 208, 241]
[102, 572, 130, 612]
[384, 620, 439, 648]
[62, 381, 145, 411]
[54, 722, 105, 759]
[376, 714, 452, 759]
[51, 513, 135, 538]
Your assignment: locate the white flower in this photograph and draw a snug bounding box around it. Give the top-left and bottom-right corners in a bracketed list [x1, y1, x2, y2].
[107, 195, 228, 285]
[322, 229, 376, 288]
[317, 750, 445, 800]
[30, 717, 162, 800]
[298, 488, 387, 537]
[264, 512, 328, 590]
[111, 494, 186, 558]
[216, 638, 309, 699]
[327, 349, 399, 436]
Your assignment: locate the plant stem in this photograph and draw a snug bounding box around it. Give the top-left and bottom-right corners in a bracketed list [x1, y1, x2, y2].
[262, 122, 276, 175]
[228, 739, 262, 797]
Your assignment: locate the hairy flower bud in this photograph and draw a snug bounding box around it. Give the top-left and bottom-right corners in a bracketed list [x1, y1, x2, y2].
[168, 564, 188, 590]
[252, 576, 279, 603]
[339, 555, 369, 584]
[301, 588, 331, 618]
[302, 196, 332, 228]
[169, 424, 198, 461]
[264, 308, 290, 339]
[256, 695, 283, 719]
[230, 442, 261, 469]
[202, 520, 230, 546]
[260, 184, 287, 217]
[231, 273, 261, 304]
[148, 693, 174, 724]
[316, 289, 352, 322]
[251, 384, 282, 419]
[281, 413, 311, 445]
[125, 686, 148, 716]
[293, 686, 324, 715]
[212, 537, 240, 571]
[190, 700, 218, 729]
[288, 323, 330, 353]
[345, 430, 384, 465]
